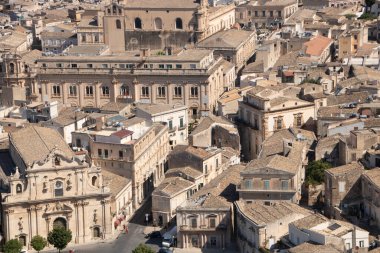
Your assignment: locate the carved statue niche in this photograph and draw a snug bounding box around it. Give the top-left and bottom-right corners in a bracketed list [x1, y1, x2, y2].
[93, 209, 98, 223]
[18, 217, 23, 232]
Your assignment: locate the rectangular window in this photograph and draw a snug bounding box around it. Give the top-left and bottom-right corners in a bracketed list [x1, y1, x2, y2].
[338, 181, 346, 193]
[168, 120, 173, 130]
[270, 11, 273, 17]
[56, 63, 62, 68]
[71, 64, 78, 68]
[190, 64, 196, 69]
[159, 64, 165, 69]
[174, 87, 182, 97]
[190, 87, 198, 97]
[126, 64, 135, 69]
[176, 64, 182, 69]
[157, 87, 166, 97]
[191, 218, 197, 228]
[119, 150, 123, 159]
[102, 64, 108, 68]
[87, 64, 93, 68]
[262, 11, 266, 17]
[98, 149, 102, 157]
[264, 180, 270, 190]
[245, 179, 252, 189]
[141, 87, 149, 97]
[278, 10, 282, 17]
[104, 149, 109, 158]
[359, 241, 364, 247]
[119, 64, 126, 68]
[276, 117, 283, 130]
[179, 118, 184, 128]
[204, 165, 208, 174]
[210, 218, 216, 228]
[166, 64, 172, 69]
[281, 180, 288, 190]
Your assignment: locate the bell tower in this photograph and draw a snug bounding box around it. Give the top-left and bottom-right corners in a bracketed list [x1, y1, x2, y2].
[103, 2, 126, 53]
[195, 0, 209, 41]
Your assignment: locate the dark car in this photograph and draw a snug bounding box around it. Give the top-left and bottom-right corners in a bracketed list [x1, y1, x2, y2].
[148, 231, 162, 239]
[158, 248, 173, 253]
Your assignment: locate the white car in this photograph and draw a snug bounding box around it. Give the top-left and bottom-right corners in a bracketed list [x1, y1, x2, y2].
[20, 249, 28, 253]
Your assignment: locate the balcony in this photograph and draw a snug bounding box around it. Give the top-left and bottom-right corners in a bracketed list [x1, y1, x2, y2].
[178, 125, 187, 130]
[179, 224, 225, 231]
[236, 185, 296, 193]
[168, 126, 177, 133]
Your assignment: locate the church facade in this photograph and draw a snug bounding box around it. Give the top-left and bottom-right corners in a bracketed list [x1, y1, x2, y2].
[2, 126, 113, 248]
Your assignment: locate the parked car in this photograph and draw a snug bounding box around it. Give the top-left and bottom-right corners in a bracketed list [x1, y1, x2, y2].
[158, 248, 173, 253]
[149, 231, 162, 239]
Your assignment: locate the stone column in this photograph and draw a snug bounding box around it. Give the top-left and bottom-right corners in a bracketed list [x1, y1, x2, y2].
[95, 81, 101, 108]
[111, 78, 118, 103]
[78, 82, 84, 108]
[62, 82, 68, 106]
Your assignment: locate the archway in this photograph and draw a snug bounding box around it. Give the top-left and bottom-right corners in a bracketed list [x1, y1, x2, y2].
[53, 217, 67, 229]
[93, 227, 100, 238]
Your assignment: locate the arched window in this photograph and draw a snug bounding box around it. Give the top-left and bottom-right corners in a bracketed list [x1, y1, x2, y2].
[154, 17, 163, 30]
[120, 86, 129, 96]
[53, 217, 67, 229]
[16, 184, 22, 193]
[54, 156, 61, 166]
[101, 86, 110, 96]
[92, 176, 98, 186]
[134, 18, 142, 29]
[9, 63, 14, 74]
[175, 18, 183, 29]
[116, 19, 121, 29]
[54, 181, 64, 197]
[93, 227, 100, 238]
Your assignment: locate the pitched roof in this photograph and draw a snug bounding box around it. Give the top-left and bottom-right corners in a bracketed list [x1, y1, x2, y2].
[153, 177, 194, 197]
[180, 164, 244, 209]
[10, 126, 74, 166]
[170, 145, 214, 160]
[102, 169, 131, 197]
[243, 155, 299, 175]
[197, 29, 255, 49]
[326, 162, 363, 176]
[111, 129, 133, 139]
[304, 36, 333, 57]
[235, 201, 311, 226]
[288, 242, 343, 253]
[363, 168, 380, 188]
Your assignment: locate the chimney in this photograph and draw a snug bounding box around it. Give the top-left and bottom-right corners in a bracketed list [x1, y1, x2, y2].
[165, 47, 173, 56]
[95, 116, 105, 131]
[140, 48, 151, 58]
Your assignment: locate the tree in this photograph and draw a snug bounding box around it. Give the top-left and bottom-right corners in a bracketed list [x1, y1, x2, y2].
[132, 244, 155, 253]
[300, 78, 320, 84]
[305, 160, 332, 186]
[4, 239, 22, 253]
[47, 227, 72, 253]
[31, 235, 47, 252]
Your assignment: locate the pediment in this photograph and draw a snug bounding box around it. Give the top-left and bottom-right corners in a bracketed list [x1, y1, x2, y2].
[30, 147, 78, 169]
[43, 202, 73, 215]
